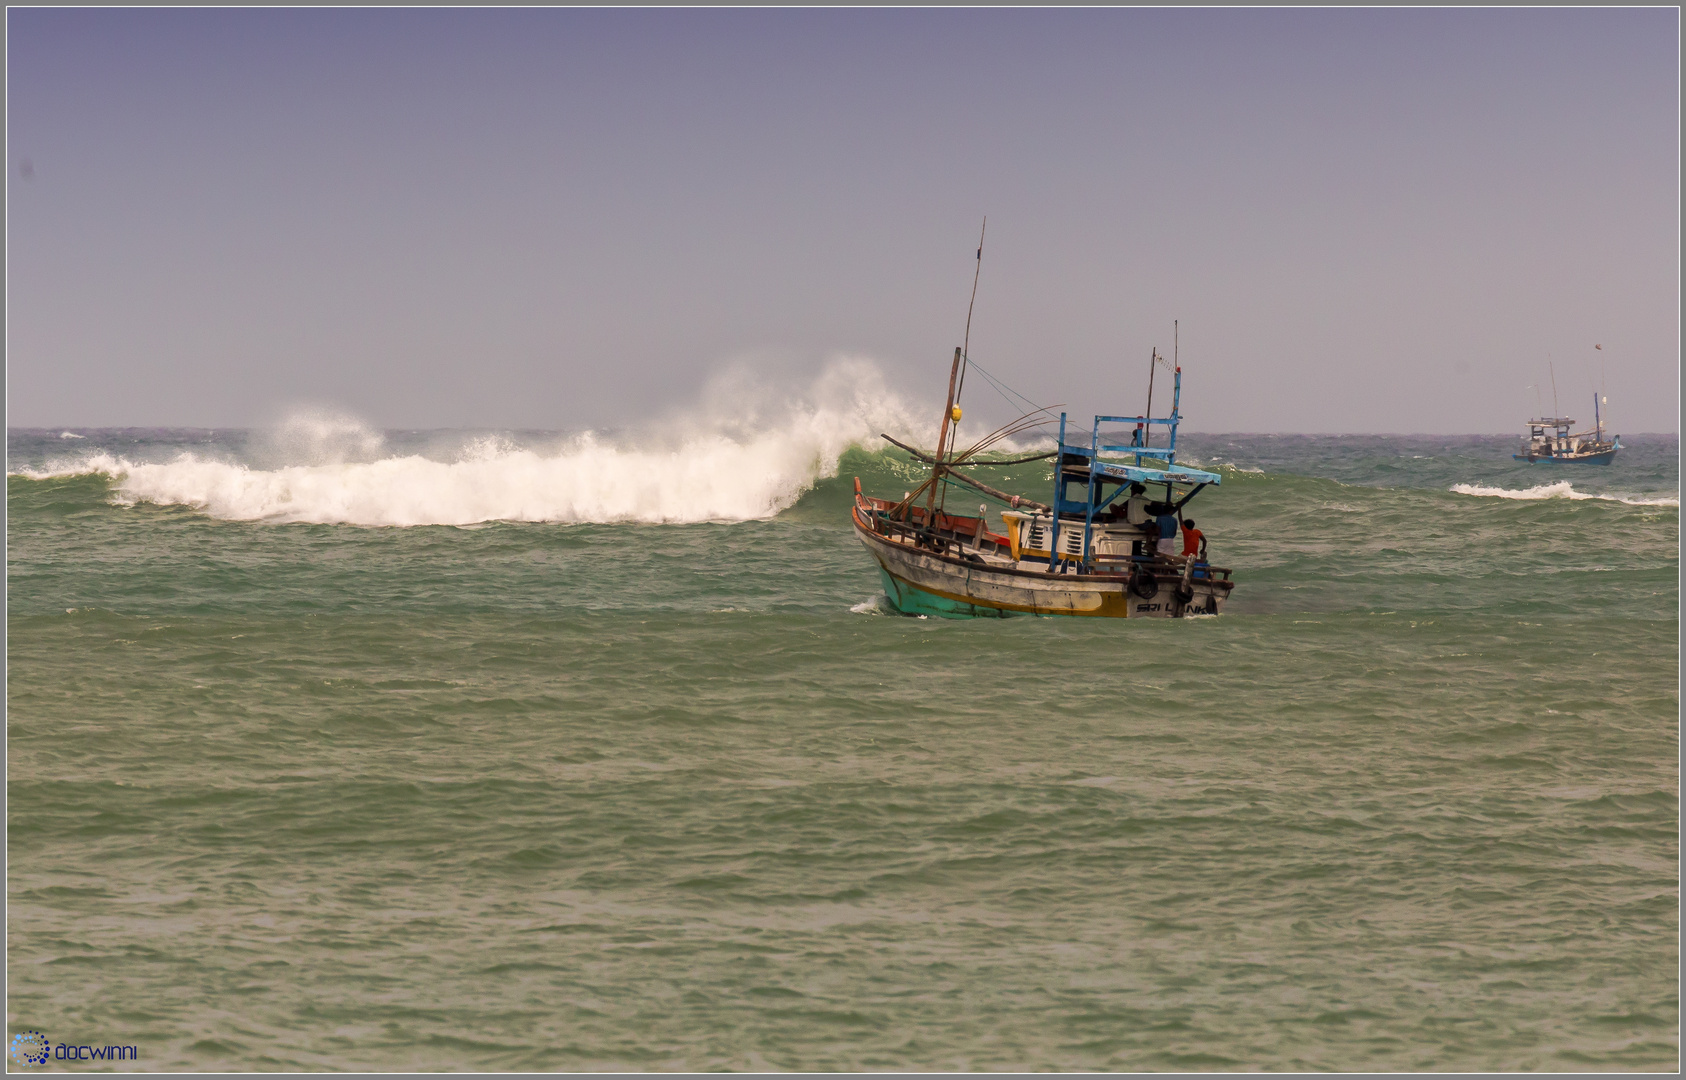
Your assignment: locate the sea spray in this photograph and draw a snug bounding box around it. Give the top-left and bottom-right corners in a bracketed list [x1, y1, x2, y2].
[248, 408, 390, 467]
[13, 360, 928, 526]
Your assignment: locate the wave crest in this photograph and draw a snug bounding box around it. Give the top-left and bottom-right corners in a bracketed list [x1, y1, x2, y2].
[16, 360, 925, 526]
[1450, 481, 1679, 508]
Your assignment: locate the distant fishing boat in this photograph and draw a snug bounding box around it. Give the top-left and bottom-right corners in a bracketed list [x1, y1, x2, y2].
[853, 344, 1234, 619]
[1514, 395, 1620, 465]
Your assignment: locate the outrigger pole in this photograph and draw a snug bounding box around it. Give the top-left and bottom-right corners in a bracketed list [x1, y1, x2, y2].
[887, 405, 1062, 523]
[881, 434, 1053, 513]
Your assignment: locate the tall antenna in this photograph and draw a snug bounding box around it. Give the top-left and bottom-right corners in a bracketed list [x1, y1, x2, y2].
[1549, 360, 1559, 418]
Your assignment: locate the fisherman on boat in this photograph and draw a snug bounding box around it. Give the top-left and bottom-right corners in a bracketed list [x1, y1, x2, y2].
[1181, 519, 1206, 560]
[1119, 482, 1153, 557]
[1153, 505, 1179, 557]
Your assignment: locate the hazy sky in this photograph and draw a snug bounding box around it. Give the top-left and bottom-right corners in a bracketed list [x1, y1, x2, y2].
[7, 8, 1679, 433]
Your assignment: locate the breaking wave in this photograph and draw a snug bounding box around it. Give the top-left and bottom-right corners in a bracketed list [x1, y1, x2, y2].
[1449, 481, 1679, 508]
[14, 361, 925, 526]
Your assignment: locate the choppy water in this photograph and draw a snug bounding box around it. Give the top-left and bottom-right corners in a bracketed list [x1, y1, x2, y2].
[7, 418, 1679, 1071]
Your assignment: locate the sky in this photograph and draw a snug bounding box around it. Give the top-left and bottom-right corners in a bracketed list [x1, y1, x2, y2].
[6, 7, 1680, 434]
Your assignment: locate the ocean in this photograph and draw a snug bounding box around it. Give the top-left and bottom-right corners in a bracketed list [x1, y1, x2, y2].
[6, 407, 1678, 1070]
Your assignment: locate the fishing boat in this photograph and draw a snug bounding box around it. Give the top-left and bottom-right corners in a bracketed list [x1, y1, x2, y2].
[852, 345, 1235, 619]
[1514, 396, 1620, 465]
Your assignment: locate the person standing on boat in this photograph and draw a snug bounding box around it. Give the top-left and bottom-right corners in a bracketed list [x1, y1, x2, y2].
[1120, 483, 1152, 556]
[1154, 506, 1179, 558]
[1181, 518, 1206, 561]
[1121, 484, 1152, 525]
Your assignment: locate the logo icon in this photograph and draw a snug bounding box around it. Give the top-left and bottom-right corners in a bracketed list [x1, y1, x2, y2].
[10, 1031, 50, 1067]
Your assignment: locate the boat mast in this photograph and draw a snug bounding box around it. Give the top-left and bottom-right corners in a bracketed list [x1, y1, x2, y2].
[925, 347, 964, 523]
[962, 219, 986, 364]
[1171, 321, 1178, 456]
[1599, 355, 1610, 439]
[1143, 348, 1159, 448]
[953, 217, 986, 460]
[923, 221, 989, 524]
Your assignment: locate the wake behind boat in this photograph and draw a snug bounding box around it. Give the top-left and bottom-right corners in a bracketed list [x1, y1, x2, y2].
[853, 344, 1234, 619]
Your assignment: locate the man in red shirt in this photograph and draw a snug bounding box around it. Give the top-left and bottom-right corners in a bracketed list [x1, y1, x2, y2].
[1181, 518, 1206, 560]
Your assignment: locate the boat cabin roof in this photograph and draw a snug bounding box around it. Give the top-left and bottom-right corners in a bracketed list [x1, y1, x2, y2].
[1058, 443, 1221, 486]
[1094, 460, 1222, 486]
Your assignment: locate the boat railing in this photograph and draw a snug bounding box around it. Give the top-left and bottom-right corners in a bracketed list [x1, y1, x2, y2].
[1092, 552, 1232, 581]
[855, 494, 1011, 556]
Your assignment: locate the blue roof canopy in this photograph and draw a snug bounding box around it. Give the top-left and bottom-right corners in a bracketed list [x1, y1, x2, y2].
[1058, 444, 1220, 486]
[1094, 460, 1222, 486]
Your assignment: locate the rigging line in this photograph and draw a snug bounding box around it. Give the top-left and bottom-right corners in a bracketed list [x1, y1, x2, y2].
[970, 366, 1034, 411]
[964, 356, 1033, 403]
[969, 384, 1060, 447]
[971, 368, 1031, 415]
[963, 357, 1052, 417]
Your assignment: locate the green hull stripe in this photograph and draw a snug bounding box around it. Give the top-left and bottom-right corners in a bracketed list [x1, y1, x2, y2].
[878, 567, 1031, 619]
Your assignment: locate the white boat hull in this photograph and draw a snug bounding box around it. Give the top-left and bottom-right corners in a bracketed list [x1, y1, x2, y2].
[854, 508, 1231, 619]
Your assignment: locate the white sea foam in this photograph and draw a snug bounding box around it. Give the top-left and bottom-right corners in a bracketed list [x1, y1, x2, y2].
[1450, 481, 1679, 508]
[18, 360, 925, 526]
[59, 431, 85, 439]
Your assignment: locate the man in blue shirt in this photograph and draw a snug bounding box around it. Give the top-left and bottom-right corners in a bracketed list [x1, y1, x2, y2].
[1154, 506, 1179, 558]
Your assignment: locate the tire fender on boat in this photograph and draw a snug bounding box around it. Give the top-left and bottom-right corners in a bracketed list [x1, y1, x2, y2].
[1129, 569, 1158, 600]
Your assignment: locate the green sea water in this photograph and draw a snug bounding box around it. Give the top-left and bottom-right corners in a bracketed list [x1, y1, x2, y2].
[6, 426, 1679, 1071]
